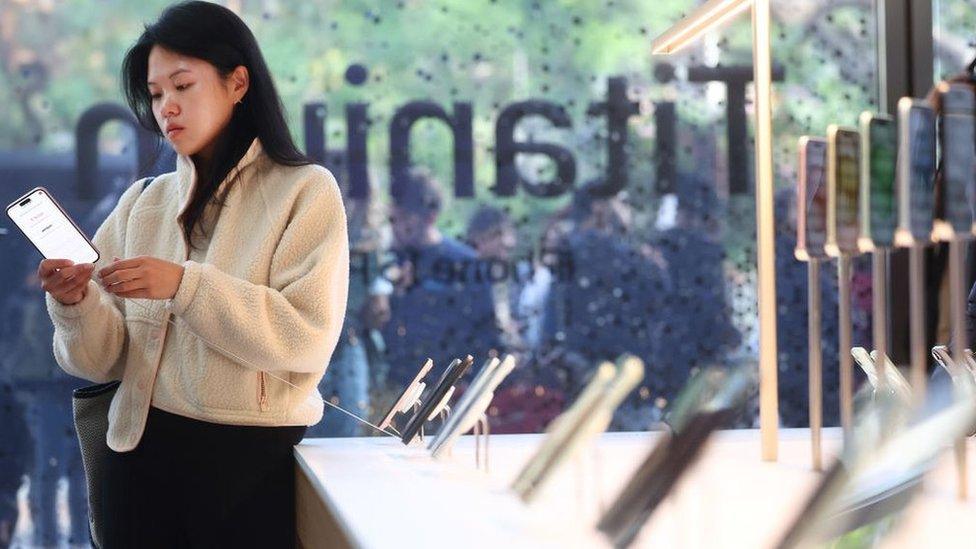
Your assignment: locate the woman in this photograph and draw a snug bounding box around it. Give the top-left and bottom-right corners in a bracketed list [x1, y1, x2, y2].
[38, 2, 349, 546]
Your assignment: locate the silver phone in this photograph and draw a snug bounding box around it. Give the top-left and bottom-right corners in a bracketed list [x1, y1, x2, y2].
[430, 355, 516, 458]
[512, 355, 644, 503]
[6, 187, 100, 265]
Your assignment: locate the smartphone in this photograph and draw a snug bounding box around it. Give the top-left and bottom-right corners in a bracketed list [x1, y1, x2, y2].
[5, 187, 99, 265]
[896, 98, 937, 246]
[938, 83, 976, 237]
[850, 347, 881, 387]
[776, 380, 976, 548]
[597, 366, 755, 548]
[859, 113, 898, 249]
[378, 358, 434, 431]
[427, 356, 501, 452]
[796, 137, 830, 261]
[399, 355, 473, 445]
[932, 345, 954, 371]
[430, 354, 517, 458]
[931, 345, 972, 382]
[826, 126, 861, 257]
[871, 351, 912, 403]
[852, 348, 913, 403]
[512, 362, 616, 501]
[512, 355, 644, 504]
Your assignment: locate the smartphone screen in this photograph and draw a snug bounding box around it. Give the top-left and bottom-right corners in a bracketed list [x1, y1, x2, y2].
[867, 117, 898, 247]
[796, 137, 828, 260]
[901, 104, 937, 242]
[6, 187, 99, 265]
[940, 84, 976, 235]
[828, 127, 861, 254]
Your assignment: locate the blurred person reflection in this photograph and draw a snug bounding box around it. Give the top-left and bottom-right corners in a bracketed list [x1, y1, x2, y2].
[382, 167, 499, 384]
[540, 184, 672, 430]
[652, 174, 740, 398]
[923, 68, 976, 386]
[466, 205, 525, 353]
[3, 259, 88, 546]
[308, 187, 390, 438]
[0, 247, 32, 549]
[489, 210, 576, 434]
[519, 209, 575, 353]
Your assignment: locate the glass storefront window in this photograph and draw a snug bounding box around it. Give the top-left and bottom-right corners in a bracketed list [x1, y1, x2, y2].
[0, 1, 881, 545]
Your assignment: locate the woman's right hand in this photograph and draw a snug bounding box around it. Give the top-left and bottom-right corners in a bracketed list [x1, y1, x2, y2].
[39, 259, 96, 306]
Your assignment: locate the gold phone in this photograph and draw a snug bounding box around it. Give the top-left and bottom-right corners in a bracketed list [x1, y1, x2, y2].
[511, 355, 644, 503]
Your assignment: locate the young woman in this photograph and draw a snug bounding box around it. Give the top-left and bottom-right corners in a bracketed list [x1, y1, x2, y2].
[38, 2, 349, 546]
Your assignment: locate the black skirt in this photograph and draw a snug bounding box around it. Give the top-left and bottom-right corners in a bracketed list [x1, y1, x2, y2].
[100, 406, 306, 549]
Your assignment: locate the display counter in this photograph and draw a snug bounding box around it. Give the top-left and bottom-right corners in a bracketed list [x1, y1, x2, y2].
[294, 428, 976, 548]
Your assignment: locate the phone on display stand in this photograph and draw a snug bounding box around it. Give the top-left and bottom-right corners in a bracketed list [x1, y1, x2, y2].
[937, 83, 976, 238]
[932, 345, 976, 380]
[849, 347, 912, 403]
[5, 187, 100, 265]
[796, 136, 830, 261]
[895, 98, 937, 247]
[597, 366, 755, 549]
[399, 355, 474, 445]
[511, 355, 644, 504]
[963, 349, 976, 376]
[378, 358, 434, 432]
[427, 356, 500, 452]
[430, 355, 516, 458]
[826, 125, 861, 257]
[867, 350, 913, 401]
[775, 374, 976, 548]
[850, 347, 882, 387]
[858, 113, 898, 250]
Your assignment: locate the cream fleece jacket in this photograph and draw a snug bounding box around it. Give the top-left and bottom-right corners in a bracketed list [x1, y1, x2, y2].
[45, 137, 349, 451]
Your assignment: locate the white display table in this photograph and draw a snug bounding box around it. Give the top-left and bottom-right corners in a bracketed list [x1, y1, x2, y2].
[294, 428, 976, 548]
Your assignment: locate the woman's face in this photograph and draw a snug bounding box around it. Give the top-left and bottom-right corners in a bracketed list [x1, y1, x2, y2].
[146, 46, 248, 160]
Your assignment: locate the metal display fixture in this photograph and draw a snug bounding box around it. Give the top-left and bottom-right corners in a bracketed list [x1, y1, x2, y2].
[652, 0, 779, 462]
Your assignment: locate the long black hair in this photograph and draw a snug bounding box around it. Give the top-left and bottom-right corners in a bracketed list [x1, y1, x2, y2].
[121, 1, 312, 247]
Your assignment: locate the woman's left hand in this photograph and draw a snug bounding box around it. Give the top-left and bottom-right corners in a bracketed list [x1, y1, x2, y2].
[98, 255, 185, 300]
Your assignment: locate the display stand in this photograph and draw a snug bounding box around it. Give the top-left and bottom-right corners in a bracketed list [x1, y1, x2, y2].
[896, 97, 937, 402]
[807, 258, 824, 470]
[937, 82, 976, 500]
[570, 444, 607, 518]
[592, 444, 606, 515]
[837, 255, 855, 436]
[858, 110, 897, 406]
[949, 240, 969, 499]
[826, 125, 861, 439]
[417, 388, 454, 443]
[386, 383, 427, 438]
[414, 401, 424, 442]
[653, 0, 779, 462]
[871, 249, 890, 391]
[473, 413, 490, 471]
[908, 246, 927, 401]
[796, 135, 831, 468]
